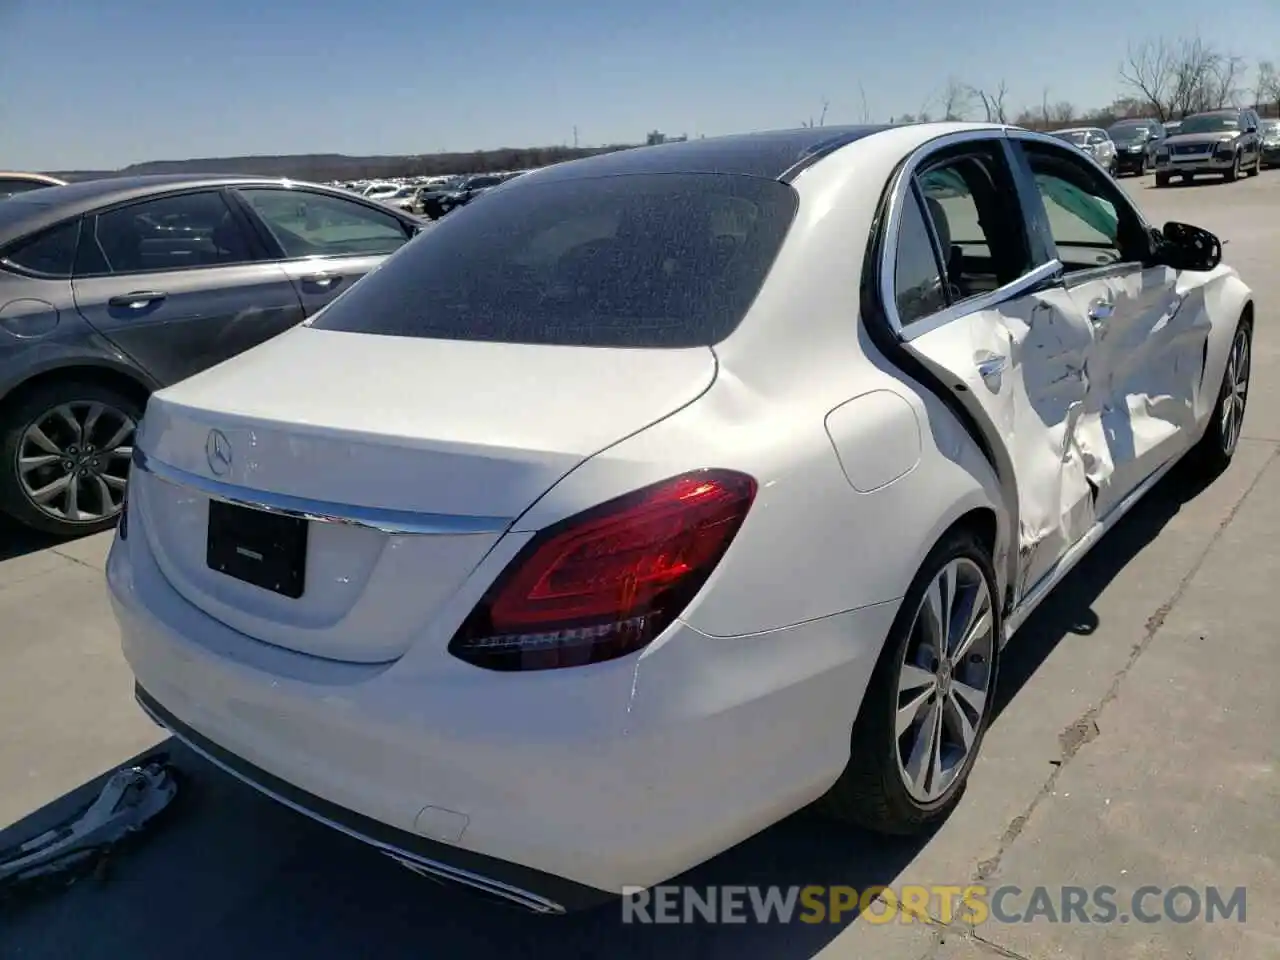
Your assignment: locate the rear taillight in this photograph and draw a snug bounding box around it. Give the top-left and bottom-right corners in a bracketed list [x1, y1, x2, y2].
[448, 469, 757, 672]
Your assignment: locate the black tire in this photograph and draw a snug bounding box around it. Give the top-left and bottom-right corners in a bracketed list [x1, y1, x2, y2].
[1248, 153, 1261, 177]
[1186, 315, 1252, 479]
[1155, 172, 1171, 188]
[817, 527, 1001, 834]
[1225, 154, 1240, 182]
[0, 379, 144, 538]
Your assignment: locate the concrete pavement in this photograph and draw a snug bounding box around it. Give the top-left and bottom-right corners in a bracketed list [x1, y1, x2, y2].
[1, 170, 1278, 959]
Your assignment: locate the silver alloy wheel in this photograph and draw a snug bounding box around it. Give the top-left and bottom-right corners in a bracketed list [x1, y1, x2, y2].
[1220, 327, 1250, 457]
[895, 557, 995, 803]
[16, 401, 135, 524]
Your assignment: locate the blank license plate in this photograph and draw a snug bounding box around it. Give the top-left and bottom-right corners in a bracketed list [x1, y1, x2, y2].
[206, 500, 308, 598]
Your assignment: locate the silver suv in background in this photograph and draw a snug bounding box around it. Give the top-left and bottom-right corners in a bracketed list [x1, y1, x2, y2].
[1049, 127, 1118, 175]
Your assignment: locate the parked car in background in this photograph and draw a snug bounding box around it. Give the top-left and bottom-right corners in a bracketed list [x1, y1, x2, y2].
[1106, 118, 1165, 176]
[0, 174, 423, 536]
[1154, 108, 1263, 186]
[382, 185, 424, 214]
[0, 172, 67, 200]
[413, 181, 456, 218]
[361, 182, 400, 201]
[1163, 120, 1182, 137]
[421, 173, 506, 219]
[1260, 119, 1280, 169]
[1049, 127, 1117, 174]
[109, 122, 1253, 914]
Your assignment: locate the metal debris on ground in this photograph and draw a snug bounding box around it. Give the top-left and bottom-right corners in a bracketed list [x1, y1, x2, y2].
[0, 756, 178, 899]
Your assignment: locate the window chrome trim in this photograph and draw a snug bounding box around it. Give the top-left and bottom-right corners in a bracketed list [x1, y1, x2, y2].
[131, 448, 512, 536]
[895, 258, 1065, 341]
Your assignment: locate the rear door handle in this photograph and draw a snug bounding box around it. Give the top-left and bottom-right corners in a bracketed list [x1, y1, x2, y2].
[108, 291, 166, 309]
[301, 273, 341, 290]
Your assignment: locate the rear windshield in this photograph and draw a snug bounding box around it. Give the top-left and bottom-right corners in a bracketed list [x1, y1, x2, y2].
[310, 172, 798, 348]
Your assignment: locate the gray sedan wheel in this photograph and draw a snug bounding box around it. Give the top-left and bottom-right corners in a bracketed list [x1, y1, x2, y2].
[0, 380, 142, 537]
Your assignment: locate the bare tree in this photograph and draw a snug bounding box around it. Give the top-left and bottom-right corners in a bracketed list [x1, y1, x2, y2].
[941, 78, 971, 120]
[969, 80, 1010, 123]
[1120, 35, 1247, 120]
[802, 97, 830, 128]
[1049, 101, 1076, 125]
[1255, 60, 1280, 113]
[1119, 39, 1176, 120]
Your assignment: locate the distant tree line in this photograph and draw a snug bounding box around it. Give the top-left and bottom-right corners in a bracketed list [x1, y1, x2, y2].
[52, 143, 642, 184]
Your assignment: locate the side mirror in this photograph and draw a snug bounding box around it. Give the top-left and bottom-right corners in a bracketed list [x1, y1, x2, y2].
[1156, 221, 1222, 271]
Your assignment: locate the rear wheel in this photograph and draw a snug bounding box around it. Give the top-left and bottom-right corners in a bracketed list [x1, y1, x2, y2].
[0, 380, 142, 537]
[819, 528, 1000, 834]
[1249, 153, 1261, 176]
[1155, 172, 1171, 188]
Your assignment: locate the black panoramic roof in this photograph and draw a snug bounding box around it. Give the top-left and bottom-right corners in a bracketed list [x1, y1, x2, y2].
[526, 125, 895, 185]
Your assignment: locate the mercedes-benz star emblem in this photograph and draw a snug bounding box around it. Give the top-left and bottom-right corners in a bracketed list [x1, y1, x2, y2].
[206, 429, 233, 477]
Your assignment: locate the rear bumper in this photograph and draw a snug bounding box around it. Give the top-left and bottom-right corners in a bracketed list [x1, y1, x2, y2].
[108, 510, 896, 905]
[133, 684, 599, 912]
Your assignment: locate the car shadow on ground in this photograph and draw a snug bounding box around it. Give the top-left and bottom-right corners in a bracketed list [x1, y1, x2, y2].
[0, 461, 1219, 960]
[0, 516, 62, 561]
[1144, 177, 1233, 190]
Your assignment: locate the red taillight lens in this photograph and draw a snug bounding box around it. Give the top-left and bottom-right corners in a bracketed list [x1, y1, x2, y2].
[448, 469, 757, 671]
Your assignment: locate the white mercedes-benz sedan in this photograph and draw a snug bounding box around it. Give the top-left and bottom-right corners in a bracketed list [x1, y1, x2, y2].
[108, 121, 1254, 913]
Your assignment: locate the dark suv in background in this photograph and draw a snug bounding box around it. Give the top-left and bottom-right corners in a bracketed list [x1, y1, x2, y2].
[1153, 107, 1263, 186]
[1106, 118, 1165, 176]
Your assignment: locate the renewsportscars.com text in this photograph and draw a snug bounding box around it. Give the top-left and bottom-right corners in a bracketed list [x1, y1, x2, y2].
[620, 884, 1247, 925]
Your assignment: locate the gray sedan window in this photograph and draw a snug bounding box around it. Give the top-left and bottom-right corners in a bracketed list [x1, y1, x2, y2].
[238, 189, 410, 259]
[1, 220, 80, 278]
[87, 191, 257, 275]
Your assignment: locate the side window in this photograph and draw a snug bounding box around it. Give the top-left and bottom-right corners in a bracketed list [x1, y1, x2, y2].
[915, 148, 1032, 300]
[1, 221, 81, 278]
[1017, 141, 1145, 273]
[889, 142, 1034, 326]
[238, 189, 410, 259]
[86, 192, 257, 276]
[893, 191, 947, 326]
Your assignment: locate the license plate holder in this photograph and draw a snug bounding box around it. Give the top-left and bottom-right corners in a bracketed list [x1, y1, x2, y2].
[206, 500, 308, 599]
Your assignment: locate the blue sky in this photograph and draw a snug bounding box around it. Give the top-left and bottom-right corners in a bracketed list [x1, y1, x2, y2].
[3, 0, 1278, 170]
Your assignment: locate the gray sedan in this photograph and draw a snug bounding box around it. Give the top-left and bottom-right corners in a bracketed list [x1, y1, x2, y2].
[0, 174, 423, 537]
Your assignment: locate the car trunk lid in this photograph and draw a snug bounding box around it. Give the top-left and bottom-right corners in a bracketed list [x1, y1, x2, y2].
[132, 326, 717, 662]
